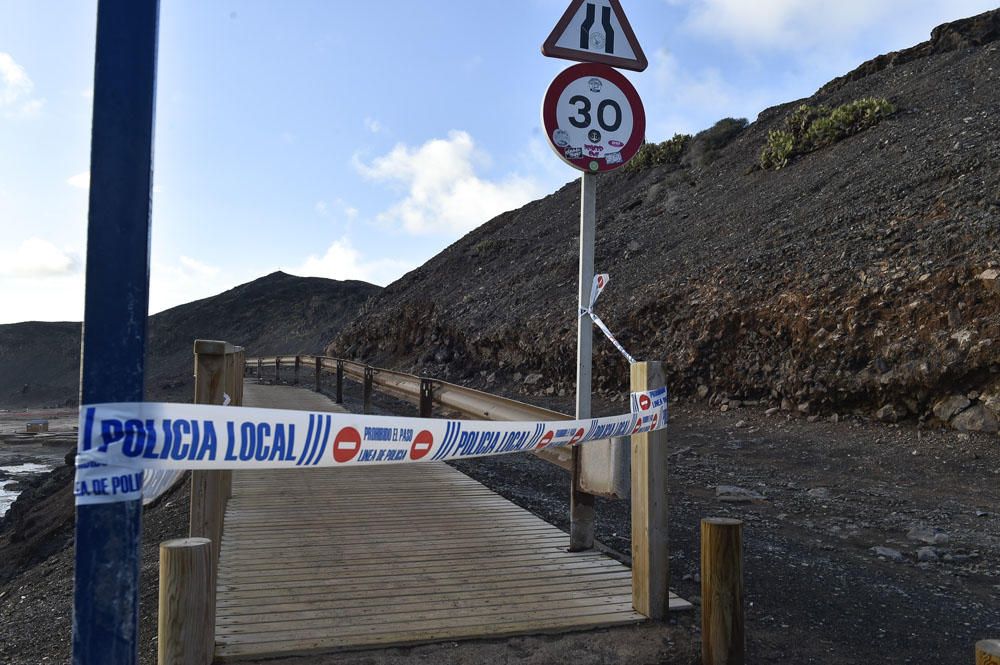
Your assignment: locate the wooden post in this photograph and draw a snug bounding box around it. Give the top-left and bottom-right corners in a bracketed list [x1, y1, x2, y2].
[978, 640, 1000, 665]
[420, 378, 434, 417]
[294, 355, 301, 384]
[363, 366, 374, 414]
[336, 360, 344, 404]
[158, 538, 213, 665]
[315, 356, 322, 392]
[630, 361, 669, 618]
[191, 341, 227, 570]
[274, 357, 280, 384]
[701, 518, 745, 665]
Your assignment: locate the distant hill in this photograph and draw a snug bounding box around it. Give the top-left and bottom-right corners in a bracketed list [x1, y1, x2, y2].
[0, 272, 379, 408]
[327, 10, 1000, 429]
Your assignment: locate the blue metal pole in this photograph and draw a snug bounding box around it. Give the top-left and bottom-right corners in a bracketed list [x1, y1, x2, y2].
[73, 1, 159, 663]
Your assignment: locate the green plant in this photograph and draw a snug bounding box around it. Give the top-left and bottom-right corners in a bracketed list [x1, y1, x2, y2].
[760, 97, 896, 170]
[684, 117, 749, 168]
[696, 117, 749, 152]
[760, 130, 795, 170]
[624, 133, 692, 173]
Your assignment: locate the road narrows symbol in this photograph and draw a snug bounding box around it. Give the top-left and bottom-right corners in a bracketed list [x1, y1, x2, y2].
[332, 426, 362, 464]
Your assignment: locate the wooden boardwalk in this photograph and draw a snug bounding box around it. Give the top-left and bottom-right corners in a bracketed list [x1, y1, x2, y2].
[213, 383, 686, 661]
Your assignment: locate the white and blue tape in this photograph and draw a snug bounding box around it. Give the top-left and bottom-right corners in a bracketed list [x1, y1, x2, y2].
[74, 386, 667, 505]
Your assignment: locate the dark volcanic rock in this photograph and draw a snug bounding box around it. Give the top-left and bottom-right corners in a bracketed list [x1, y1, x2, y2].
[0, 272, 379, 407]
[327, 11, 1000, 426]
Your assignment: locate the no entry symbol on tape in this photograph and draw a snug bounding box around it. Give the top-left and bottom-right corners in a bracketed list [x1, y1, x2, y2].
[536, 431, 554, 449]
[332, 427, 361, 463]
[569, 428, 586, 445]
[410, 430, 433, 461]
[638, 394, 651, 410]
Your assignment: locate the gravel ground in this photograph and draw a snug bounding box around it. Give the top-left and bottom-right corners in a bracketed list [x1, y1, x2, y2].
[1, 380, 996, 664]
[451, 400, 1000, 664]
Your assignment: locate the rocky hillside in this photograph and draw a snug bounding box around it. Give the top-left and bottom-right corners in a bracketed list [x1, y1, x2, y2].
[0, 272, 379, 408]
[328, 10, 1000, 431]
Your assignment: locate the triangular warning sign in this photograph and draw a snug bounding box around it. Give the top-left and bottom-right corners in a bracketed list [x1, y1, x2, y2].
[541, 0, 648, 72]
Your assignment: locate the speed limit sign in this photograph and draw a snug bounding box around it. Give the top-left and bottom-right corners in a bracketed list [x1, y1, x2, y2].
[542, 62, 645, 173]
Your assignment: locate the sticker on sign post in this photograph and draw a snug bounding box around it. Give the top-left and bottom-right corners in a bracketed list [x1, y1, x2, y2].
[542, 63, 645, 173]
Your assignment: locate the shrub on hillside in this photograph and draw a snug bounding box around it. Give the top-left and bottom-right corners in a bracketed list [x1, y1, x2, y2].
[695, 117, 749, 152]
[685, 117, 749, 167]
[760, 97, 896, 170]
[624, 133, 692, 173]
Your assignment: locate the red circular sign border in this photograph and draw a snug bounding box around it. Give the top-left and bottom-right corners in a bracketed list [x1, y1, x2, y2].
[542, 63, 646, 174]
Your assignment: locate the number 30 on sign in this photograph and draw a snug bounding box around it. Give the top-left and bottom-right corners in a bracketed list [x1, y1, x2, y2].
[542, 62, 645, 173]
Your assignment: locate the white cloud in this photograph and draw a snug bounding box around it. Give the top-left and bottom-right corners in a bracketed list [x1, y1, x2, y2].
[645, 48, 775, 138]
[0, 237, 80, 277]
[0, 52, 43, 117]
[364, 117, 382, 133]
[671, 0, 999, 53]
[293, 237, 416, 286]
[355, 130, 543, 235]
[149, 255, 229, 313]
[315, 200, 329, 215]
[0, 273, 83, 323]
[344, 206, 358, 220]
[178, 255, 220, 278]
[67, 171, 90, 189]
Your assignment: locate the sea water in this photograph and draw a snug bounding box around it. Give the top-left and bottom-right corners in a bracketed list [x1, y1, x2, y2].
[0, 463, 53, 517]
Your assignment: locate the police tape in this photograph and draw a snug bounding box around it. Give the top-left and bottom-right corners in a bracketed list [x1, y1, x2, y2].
[73, 386, 668, 505]
[581, 273, 636, 365]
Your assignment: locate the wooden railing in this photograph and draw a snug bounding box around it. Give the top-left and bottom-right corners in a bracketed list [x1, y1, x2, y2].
[158, 339, 244, 665]
[248, 353, 671, 619]
[249, 354, 586, 470]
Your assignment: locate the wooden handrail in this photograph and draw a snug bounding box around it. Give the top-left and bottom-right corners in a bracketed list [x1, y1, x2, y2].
[248, 354, 573, 470]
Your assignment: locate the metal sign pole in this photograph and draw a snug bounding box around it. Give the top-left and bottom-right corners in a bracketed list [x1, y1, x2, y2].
[570, 172, 597, 551]
[73, 1, 159, 663]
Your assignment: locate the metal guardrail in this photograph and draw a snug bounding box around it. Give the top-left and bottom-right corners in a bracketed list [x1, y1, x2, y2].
[249, 354, 573, 470]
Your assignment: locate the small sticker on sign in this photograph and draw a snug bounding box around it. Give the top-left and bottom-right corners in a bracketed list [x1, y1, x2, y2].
[565, 147, 583, 159]
[588, 77, 603, 93]
[552, 129, 570, 148]
[605, 151, 622, 165]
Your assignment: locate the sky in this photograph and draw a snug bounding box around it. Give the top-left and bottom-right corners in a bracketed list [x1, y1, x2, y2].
[0, 0, 995, 323]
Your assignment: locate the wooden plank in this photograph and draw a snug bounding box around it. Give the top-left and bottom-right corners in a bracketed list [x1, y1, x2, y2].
[217, 577, 633, 618]
[217, 594, 637, 634]
[214, 611, 643, 661]
[216, 601, 641, 645]
[218, 560, 629, 594]
[213, 383, 691, 660]
[219, 558, 627, 588]
[217, 572, 637, 609]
